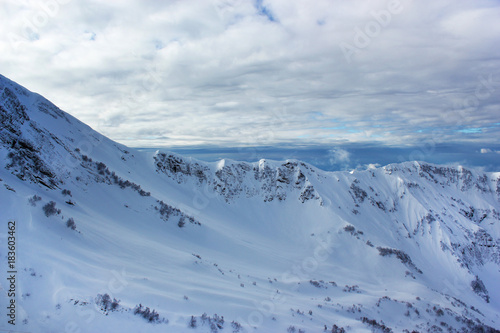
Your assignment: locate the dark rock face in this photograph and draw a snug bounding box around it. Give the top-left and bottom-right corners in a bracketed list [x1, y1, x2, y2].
[154, 153, 323, 204]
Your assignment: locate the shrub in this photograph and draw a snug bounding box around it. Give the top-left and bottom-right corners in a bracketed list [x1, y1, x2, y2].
[96, 162, 107, 175]
[95, 293, 120, 314]
[331, 325, 346, 333]
[343, 225, 355, 233]
[360, 317, 392, 333]
[231, 321, 242, 332]
[377, 247, 423, 274]
[61, 189, 72, 196]
[189, 316, 197, 328]
[43, 201, 61, 217]
[66, 218, 77, 230]
[133, 304, 166, 323]
[138, 189, 151, 196]
[343, 285, 360, 293]
[471, 276, 490, 303]
[199, 313, 224, 332]
[29, 195, 42, 206]
[310, 280, 327, 288]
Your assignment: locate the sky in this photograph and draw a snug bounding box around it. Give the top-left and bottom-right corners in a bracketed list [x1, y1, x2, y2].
[1, 0, 500, 170]
[161, 143, 500, 172]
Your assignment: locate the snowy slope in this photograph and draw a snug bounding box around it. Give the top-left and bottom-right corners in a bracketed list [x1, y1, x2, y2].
[0, 73, 499, 333]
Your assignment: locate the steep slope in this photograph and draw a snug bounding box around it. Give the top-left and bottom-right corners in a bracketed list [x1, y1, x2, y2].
[0, 74, 499, 333]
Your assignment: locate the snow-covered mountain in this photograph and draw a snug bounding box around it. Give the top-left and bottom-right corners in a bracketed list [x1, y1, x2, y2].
[1, 73, 499, 332]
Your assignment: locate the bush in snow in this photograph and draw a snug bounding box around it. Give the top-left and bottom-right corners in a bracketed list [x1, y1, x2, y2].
[95, 293, 120, 314]
[377, 247, 423, 274]
[133, 304, 167, 323]
[360, 317, 392, 333]
[231, 321, 242, 332]
[29, 194, 42, 206]
[343, 225, 355, 233]
[188, 316, 197, 328]
[66, 218, 77, 230]
[43, 201, 61, 217]
[61, 189, 72, 196]
[471, 276, 490, 303]
[343, 285, 360, 293]
[330, 324, 346, 333]
[199, 313, 224, 332]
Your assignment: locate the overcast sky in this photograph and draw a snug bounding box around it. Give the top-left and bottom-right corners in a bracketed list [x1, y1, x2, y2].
[1, 0, 500, 154]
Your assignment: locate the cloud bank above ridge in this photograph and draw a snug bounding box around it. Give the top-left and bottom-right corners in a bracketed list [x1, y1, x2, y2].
[1, 0, 499, 148]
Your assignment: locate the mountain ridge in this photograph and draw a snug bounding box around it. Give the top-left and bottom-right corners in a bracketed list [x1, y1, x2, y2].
[1, 74, 499, 332]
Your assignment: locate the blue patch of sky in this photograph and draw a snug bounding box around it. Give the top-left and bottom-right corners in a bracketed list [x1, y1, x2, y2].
[308, 111, 325, 119]
[457, 128, 482, 134]
[320, 126, 347, 130]
[154, 40, 164, 50]
[254, 0, 277, 22]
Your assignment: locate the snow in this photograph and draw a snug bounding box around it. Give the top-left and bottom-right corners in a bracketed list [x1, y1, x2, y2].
[0, 73, 499, 332]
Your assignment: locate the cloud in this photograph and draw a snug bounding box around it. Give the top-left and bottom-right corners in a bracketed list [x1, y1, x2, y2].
[328, 148, 350, 165]
[480, 148, 500, 154]
[0, 0, 499, 148]
[366, 163, 381, 170]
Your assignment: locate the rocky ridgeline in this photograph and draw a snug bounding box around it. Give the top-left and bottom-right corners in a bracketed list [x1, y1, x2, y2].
[154, 152, 323, 204]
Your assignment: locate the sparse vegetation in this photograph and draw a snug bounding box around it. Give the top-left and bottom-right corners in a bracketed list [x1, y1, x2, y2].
[28, 194, 42, 206]
[95, 294, 120, 314]
[66, 218, 77, 230]
[133, 304, 166, 323]
[199, 313, 224, 332]
[43, 201, 61, 217]
[471, 276, 490, 303]
[310, 280, 327, 289]
[330, 325, 346, 333]
[377, 247, 423, 274]
[350, 183, 367, 203]
[155, 200, 201, 226]
[189, 315, 197, 328]
[343, 285, 360, 293]
[79, 155, 151, 196]
[231, 321, 242, 332]
[343, 225, 355, 233]
[360, 317, 392, 333]
[62, 189, 72, 196]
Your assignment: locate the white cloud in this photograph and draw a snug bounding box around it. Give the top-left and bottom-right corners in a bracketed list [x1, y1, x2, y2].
[480, 148, 500, 154]
[328, 148, 350, 165]
[0, 0, 499, 147]
[366, 163, 381, 170]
